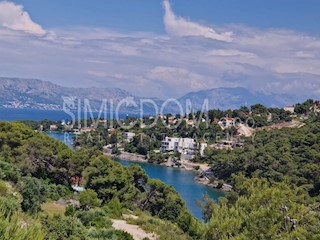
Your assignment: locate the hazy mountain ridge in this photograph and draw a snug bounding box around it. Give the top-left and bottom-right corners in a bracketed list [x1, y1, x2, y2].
[177, 87, 300, 110]
[0, 77, 301, 113]
[0, 77, 134, 111]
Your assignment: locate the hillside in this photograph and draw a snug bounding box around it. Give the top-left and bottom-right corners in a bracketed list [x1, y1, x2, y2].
[1, 121, 319, 239]
[0, 77, 133, 111]
[0, 78, 302, 114]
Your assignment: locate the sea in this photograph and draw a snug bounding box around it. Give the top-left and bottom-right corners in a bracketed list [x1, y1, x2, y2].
[0, 108, 225, 220]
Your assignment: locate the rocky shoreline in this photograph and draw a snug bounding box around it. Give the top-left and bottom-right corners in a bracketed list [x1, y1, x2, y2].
[104, 151, 147, 163]
[194, 176, 233, 192]
[104, 150, 232, 192]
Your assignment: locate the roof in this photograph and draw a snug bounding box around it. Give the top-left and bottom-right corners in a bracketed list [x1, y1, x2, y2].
[71, 185, 85, 192]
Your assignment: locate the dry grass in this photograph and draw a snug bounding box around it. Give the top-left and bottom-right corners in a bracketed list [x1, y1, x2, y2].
[41, 201, 66, 217]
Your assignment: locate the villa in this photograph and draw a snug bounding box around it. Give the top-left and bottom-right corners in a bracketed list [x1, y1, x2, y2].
[160, 137, 196, 153]
[123, 132, 136, 142]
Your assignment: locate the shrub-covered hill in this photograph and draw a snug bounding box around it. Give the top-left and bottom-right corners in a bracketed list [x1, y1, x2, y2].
[0, 121, 320, 239]
[0, 122, 199, 239]
[203, 119, 320, 196]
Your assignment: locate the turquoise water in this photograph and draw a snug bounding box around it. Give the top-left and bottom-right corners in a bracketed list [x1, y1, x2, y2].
[0, 108, 225, 220]
[116, 159, 225, 220]
[47, 132, 225, 220]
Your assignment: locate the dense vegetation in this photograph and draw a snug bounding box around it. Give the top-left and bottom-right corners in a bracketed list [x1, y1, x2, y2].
[0, 122, 197, 239]
[201, 118, 320, 197]
[1, 99, 320, 239]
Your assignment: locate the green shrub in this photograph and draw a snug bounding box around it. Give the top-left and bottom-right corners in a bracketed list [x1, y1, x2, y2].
[0, 180, 8, 195]
[0, 161, 20, 183]
[75, 209, 112, 229]
[79, 189, 102, 209]
[103, 197, 122, 218]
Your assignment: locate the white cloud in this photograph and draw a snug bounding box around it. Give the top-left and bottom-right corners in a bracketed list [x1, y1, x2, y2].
[295, 51, 317, 58]
[207, 49, 256, 58]
[0, 1, 319, 100]
[0, 1, 46, 36]
[148, 66, 206, 89]
[163, 0, 233, 42]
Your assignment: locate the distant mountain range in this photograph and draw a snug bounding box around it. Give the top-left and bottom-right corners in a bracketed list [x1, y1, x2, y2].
[0, 77, 302, 114]
[177, 87, 300, 111]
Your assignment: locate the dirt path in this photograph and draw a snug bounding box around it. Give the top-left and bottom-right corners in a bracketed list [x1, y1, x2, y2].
[257, 120, 305, 131]
[112, 219, 157, 240]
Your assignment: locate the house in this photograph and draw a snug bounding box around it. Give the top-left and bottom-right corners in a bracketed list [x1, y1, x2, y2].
[160, 137, 196, 153]
[168, 116, 176, 124]
[123, 132, 136, 142]
[49, 124, 58, 131]
[186, 120, 194, 126]
[218, 117, 234, 128]
[311, 101, 320, 113]
[284, 106, 295, 113]
[80, 127, 95, 133]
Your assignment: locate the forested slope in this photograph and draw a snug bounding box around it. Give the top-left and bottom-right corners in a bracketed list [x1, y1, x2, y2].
[0, 121, 320, 239]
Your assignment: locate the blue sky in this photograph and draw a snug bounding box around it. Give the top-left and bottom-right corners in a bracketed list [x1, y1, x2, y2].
[0, 0, 319, 99]
[11, 0, 320, 35]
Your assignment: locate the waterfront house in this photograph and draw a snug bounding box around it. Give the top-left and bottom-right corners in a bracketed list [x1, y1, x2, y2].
[123, 132, 136, 142]
[49, 124, 58, 131]
[160, 137, 196, 153]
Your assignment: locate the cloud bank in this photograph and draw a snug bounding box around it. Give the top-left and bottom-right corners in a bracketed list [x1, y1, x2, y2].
[0, 0, 319, 100]
[0, 1, 46, 35]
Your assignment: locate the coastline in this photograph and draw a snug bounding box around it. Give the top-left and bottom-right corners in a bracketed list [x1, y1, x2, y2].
[104, 151, 147, 163]
[104, 150, 232, 192]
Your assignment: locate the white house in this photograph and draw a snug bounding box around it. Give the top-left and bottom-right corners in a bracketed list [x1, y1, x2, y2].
[49, 124, 58, 131]
[160, 137, 196, 153]
[218, 117, 234, 128]
[284, 106, 295, 113]
[123, 132, 136, 142]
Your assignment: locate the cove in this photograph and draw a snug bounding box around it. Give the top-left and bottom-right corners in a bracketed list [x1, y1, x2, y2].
[47, 132, 225, 220]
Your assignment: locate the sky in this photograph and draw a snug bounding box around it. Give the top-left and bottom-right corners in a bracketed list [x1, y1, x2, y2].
[0, 0, 319, 99]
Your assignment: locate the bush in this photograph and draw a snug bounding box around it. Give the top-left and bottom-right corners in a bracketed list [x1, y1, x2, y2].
[20, 177, 47, 214]
[65, 204, 80, 217]
[0, 161, 20, 183]
[76, 209, 112, 228]
[0, 181, 8, 195]
[103, 197, 122, 218]
[112, 147, 121, 155]
[0, 197, 21, 217]
[79, 189, 102, 209]
[41, 215, 87, 239]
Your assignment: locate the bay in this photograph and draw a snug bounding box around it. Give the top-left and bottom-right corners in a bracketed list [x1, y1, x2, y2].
[48, 132, 225, 220]
[1, 108, 225, 220]
[116, 159, 225, 220]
